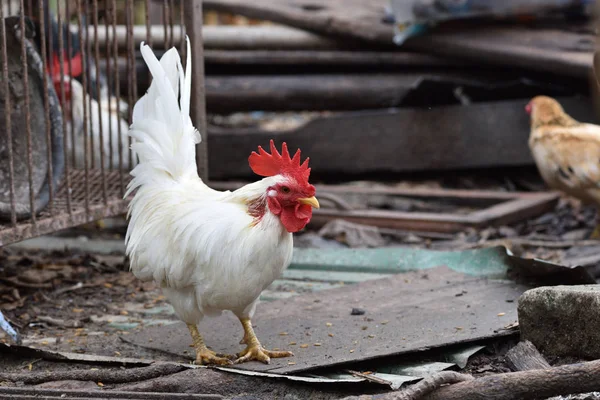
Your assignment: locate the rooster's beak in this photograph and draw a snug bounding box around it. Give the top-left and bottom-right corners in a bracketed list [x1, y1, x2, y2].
[298, 196, 320, 209]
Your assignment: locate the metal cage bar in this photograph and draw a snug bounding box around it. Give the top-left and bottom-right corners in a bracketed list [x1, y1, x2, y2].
[0, 0, 206, 247]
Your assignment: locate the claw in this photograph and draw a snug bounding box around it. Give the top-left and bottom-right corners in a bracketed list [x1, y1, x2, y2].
[234, 345, 294, 365]
[196, 347, 234, 366]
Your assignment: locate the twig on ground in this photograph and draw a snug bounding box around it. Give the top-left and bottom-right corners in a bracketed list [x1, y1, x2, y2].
[36, 315, 86, 329]
[0, 363, 186, 385]
[0, 277, 52, 290]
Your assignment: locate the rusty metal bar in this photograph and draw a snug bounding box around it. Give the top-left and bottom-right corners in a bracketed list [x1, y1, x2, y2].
[126, 0, 133, 169]
[179, 0, 185, 57]
[105, 0, 113, 171]
[65, 0, 76, 168]
[93, 0, 107, 204]
[169, 0, 174, 49]
[56, 0, 72, 216]
[111, 0, 123, 194]
[38, 0, 54, 216]
[19, 0, 37, 229]
[77, 0, 90, 216]
[145, 0, 152, 46]
[184, 0, 208, 181]
[130, 0, 137, 133]
[1, 3, 17, 229]
[162, 0, 168, 49]
[84, 0, 94, 169]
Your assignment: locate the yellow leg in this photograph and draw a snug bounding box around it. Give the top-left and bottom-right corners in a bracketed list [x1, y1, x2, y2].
[239, 330, 250, 345]
[187, 324, 232, 366]
[234, 318, 293, 364]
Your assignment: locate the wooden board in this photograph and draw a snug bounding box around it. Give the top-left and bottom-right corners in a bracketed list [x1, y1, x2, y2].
[203, 0, 393, 44]
[124, 267, 527, 374]
[404, 25, 594, 79]
[206, 97, 597, 179]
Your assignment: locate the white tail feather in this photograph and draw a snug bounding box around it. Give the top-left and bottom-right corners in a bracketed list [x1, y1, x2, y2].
[125, 37, 200, 199]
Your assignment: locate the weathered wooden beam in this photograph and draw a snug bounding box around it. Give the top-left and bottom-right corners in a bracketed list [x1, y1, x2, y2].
[120, 69, 428, 112]
[205, 97, 596, 179]
[203, 0, 393, 44]
[204, 74, 421, 112]
[404, 27, 593, 79]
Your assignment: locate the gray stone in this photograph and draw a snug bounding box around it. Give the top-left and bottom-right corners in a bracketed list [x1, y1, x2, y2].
[518, 285, 600, 359]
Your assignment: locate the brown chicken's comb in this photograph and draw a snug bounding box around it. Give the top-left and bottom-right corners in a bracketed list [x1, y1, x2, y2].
[248, 140, 311, 183]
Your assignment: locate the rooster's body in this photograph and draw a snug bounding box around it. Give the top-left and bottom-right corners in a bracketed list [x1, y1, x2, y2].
[125, 39, 319, 365]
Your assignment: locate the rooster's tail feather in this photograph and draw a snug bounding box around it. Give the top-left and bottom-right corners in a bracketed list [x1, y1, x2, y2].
[125, 37, 199, 198]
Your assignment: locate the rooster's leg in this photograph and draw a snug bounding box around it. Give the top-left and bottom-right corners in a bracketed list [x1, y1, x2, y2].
[239, 330, 250, 345]
[234, 318, 293, 364]
[187, 324, 233, 366]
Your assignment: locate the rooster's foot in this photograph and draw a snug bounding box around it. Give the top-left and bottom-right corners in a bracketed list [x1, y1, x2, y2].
[234, 344, 293, 364]
[195, 348, 233, 366]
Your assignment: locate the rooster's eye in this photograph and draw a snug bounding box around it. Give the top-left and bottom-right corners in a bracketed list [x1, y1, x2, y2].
[281, 186, 290, 194]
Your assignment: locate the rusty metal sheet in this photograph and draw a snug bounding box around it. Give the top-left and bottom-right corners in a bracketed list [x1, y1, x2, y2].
[124, 267, 527, 374]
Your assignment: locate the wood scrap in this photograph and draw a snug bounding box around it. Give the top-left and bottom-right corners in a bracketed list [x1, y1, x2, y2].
[0, 363, 186, 385]
[404, 26, 593, 79]
[505, 340, 551, 372]
[203, 0, 393, 44]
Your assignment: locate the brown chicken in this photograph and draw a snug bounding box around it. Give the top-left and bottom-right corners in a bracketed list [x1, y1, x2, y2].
[527, 95, 600, 237]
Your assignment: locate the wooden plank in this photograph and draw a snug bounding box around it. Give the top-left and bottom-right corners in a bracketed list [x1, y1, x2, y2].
[204, 74, 420, 113]
[125, 267, 526, 374]
[203, 0, 393, 44]
[205, 97, 597, 179]
[404, 25, 594, 79]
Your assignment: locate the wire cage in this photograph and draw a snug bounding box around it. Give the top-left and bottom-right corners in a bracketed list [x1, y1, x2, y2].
[0, 0, 206, 246]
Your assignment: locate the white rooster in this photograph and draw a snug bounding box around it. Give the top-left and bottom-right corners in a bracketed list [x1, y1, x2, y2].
[124, 38, 320, 365]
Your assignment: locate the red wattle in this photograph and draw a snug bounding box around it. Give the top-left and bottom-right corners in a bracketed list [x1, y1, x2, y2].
[280, 203, 312, 233]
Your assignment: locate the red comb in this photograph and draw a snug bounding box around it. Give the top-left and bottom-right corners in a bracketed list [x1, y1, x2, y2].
[248, 140, 311, 183]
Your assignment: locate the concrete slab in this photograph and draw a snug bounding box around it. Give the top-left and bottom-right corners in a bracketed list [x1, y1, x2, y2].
[519, 285, 600, 359]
